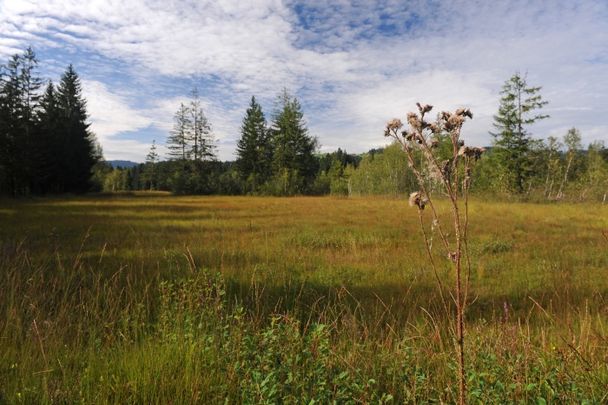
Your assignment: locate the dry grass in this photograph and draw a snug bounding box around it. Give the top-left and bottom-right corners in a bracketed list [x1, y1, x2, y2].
[0, 194, 607, 402]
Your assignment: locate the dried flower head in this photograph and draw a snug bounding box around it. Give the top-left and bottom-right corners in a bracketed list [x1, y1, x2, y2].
[408, 191, 428, 210]
[458, 146, 485, 160]
[447, 251, 458, 262]
[386, 118, 403, 131]
[440, 159, 452, 177]
[455, 108, 473, 119]
[416, 102, 433, 114]
[446, 114, 465, 130]
[407, 112, 421, 130]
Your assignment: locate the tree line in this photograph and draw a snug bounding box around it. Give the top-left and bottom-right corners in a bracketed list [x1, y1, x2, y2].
[104, 89, 333, 195]
[2, 47, 606, 201]
[104, 73, 608, 201]
[0, 48, 99, 196]
[344, 74, 608, 201]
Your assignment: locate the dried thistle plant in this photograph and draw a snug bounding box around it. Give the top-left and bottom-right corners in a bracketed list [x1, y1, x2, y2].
[385, 103, 483, 405]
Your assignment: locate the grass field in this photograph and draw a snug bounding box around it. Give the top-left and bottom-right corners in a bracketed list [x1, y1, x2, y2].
[1, 194, 607, 403]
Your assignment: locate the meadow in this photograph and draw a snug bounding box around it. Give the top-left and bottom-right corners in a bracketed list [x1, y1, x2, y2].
[1, 194, 607, 403]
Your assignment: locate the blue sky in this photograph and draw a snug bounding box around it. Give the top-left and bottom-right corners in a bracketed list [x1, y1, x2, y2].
[1, 0, 607, 162]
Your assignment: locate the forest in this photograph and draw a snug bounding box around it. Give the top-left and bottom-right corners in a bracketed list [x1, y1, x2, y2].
[1, 48, 607, 201]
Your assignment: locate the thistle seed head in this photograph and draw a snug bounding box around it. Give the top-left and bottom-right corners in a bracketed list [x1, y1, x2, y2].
[386, 118, 403, 131]
[416, 102, 433, 114]
[458, 146, 485, 160]
[408, 191, 428, 210]
[407, 112, 421, 130]
[455, 108, 473, 119]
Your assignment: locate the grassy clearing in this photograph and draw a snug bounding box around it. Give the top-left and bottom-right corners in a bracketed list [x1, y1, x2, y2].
[1, 195, 607, 403]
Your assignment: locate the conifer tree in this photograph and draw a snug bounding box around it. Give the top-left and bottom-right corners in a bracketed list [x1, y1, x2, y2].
[167, 103, 191, 160]
[491, 73, 549, 193]
[269, 89, 317, 194]
[189, 88, 215, 161]
[0, 54, 23, 194]
[35, 81, 61, 192]
[143, 139, 159, 190]
[236, 96, 271, 190]
[56, 64, 99, 192]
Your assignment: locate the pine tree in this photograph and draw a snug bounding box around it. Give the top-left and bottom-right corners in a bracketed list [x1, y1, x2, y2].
[0, 53, 23, 194]
[236, 96, 271, 190]
[19, 48, 44, 193]
[189, 88, 215, 161]
[35, 81, 62, 192]
[19, 47, 42, 129]
[269, 89, 317, 194]
[143, 140, 159, 190]
[491, 73, 549, 193]
[56, 64, 99, 192]
[167, 103, 191, 160]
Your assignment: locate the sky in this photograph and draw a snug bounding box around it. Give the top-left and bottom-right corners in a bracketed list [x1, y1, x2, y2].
[1, 0, 607, 162]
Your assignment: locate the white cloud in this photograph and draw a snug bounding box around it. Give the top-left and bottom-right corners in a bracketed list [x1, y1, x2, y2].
[82, 80, 150, 139]
[1, 0, 607, 160]
[81, 80, 155, 159]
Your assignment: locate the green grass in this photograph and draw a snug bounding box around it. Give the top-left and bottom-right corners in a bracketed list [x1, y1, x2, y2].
[1, 194, 607, 403]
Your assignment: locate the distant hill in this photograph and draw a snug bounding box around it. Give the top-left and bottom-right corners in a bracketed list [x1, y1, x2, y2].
[107, 160, 140, 168]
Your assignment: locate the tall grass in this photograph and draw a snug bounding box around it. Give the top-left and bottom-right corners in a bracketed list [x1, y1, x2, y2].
[0, 195, 607, 402]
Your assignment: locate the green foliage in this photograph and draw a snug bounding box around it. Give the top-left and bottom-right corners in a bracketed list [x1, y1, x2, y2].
[236, 96, 273, 192]
[141, 140, 159, 190]
[167, 103, 192, 161]
[0, 48, 99, 195]
[166, 90, 216, 164]
[189, 88, 215, 162]
[490, 73, 549, 194]
[581, 141, 608, 200]
[269, 90, 318, 195]
[348, 143, 416, 196]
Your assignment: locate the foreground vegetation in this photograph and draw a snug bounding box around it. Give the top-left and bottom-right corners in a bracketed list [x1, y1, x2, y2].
[1, 195, 607, 403]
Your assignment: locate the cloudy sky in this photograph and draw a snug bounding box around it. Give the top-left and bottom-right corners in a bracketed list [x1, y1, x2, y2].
[1, 0, 607, 161]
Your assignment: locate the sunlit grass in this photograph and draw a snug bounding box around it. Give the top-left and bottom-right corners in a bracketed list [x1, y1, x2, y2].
[1, 195, 607, 402]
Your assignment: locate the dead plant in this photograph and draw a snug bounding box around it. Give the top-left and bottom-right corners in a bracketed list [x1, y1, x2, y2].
[385, 103, 483, 405]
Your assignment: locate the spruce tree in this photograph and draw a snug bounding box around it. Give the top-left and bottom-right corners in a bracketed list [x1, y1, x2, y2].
[167, 103, 191, 160]
[35, 81, 62, 192]
[143, 140, 159, 190]
[189, 88, 215, 161]
[490, 73, 549, 193]
[56, 65, 99, 192]
[269, 90, 317, 194]
[0, 54, 23, 194]
[236, 96, 271, 190]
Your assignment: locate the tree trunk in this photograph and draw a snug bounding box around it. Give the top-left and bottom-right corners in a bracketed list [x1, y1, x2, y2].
[557, 155, 572, 200]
